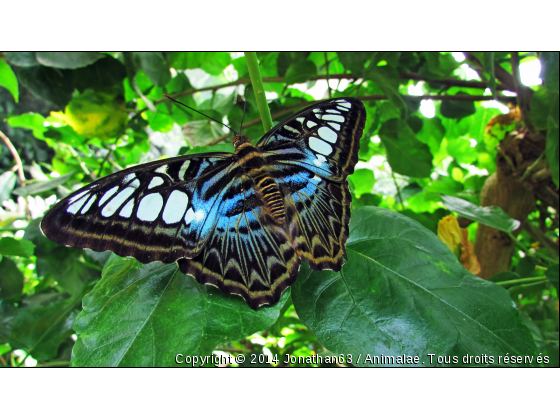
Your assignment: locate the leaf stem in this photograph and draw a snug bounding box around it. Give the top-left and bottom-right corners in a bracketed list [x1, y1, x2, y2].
[495, 276, 548, 287]
[244, 52, 273, 133]
[0, 129, 25, 187]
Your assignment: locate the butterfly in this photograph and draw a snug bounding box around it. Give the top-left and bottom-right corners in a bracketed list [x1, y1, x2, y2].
[40, 97, 366, 309]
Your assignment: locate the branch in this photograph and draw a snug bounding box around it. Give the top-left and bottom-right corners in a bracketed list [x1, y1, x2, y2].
[0, 129, 25, 187]
[132, 72, 512, 121]
[522, 220, 559, 256]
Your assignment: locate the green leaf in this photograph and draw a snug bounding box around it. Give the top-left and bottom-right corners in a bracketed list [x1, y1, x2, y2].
[6, 52, 39, 67]
[0, 257, 24, 298]
[541, 52, 559, 92]
[71, 255, 289, 367]
[36, 52, 104, 69]
[336, 52, 370, 77]
[379, 119, 433, 178]
[0, 171, 17, 202]
[291, 207, 538, 366]
[416, 117, 445, 155]
[0, 237, 35, 258]
[440, 93, 477, 120]
[546, 91, 559, 187]
[0, 60, 19, 102]
[369, 66, 407, 115]
[18, 66, 74, 109]
[5, 292, 79, 360]
[441, 195, 521, 232]
[6, 112, 47, 139]
[73, 56, 127, 92]
[24, 218, 98, 296]
[348, 169, 375, 197]
[135, 52, 171, 87]
[546, 265, 559, 293]
[12, 172, 74, 196]
[284, 61, 317, 85]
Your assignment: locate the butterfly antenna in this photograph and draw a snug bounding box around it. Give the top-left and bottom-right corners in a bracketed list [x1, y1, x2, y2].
[164, 94, 237, 134]
[239, 86, 250, 135]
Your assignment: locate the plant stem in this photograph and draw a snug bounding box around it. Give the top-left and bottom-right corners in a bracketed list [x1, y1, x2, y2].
[244, 52, 273, 133]
[0, 129, 25, 187]
[495, 276, 548, 287]
[508, 232, 558, 265]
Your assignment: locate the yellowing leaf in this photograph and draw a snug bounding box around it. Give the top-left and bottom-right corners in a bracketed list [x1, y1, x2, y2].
[437, 215, 462, 257]
[437, 214, 481, 275]
[51, 88, 127, 140]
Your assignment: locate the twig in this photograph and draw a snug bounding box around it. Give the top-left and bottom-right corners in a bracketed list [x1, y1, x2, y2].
[520, 150, 546, 182]
[495, 276, 548, 287]
[130, 72, 515, 122]
[0, 129, 25, 187]
[392, 171, 405, 211]
[245, 52, 273, 133]
[522, 220, 559, 256]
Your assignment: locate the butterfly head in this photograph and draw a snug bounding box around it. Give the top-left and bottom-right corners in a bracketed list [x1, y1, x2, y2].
[232, 134, 251, 151]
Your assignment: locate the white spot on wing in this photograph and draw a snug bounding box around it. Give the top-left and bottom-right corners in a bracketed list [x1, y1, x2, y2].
[99, 186, 119, 205]
[328, 122, 341, 131]
[311, 175, 322, 184]
[184, 208, 195, 224]
[162, 191, 189, 224]
[148, 177, 164, 189]
[296, 117, 305, 124]
[119, 200, 135, 218]
[67, 194, 89, 214]
[81, 195, 96, 214]
[336, 100, 351, 109]
[313, 154, 327, 167]
[155, 165, 168, 175]
[307, 121, 317, 129]
[284, 125, 300, 134]
[309, 137, 333, 155]
[137, 193, 163, 222]
[178, 160, 191, 180]
[68, 190, 89, 204]
[102, 187, 136, 217]
[318, 126, 337, 143]
[123, 173, 135, 184]
[323, 115, 344, 122]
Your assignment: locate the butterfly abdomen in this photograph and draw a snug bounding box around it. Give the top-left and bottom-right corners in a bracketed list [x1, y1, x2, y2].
[234, 141, 286, 225]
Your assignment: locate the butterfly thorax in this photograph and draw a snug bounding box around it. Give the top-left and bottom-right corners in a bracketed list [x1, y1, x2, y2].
[232, 134, 286, 225]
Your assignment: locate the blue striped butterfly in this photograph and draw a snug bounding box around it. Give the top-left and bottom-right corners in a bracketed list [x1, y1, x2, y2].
[41, 97, 366, 309]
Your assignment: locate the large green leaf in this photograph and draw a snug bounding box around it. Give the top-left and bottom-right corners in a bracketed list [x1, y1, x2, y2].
[36, 52, 104, 69]
[0, 60, 19, 102]
[73, 56, 127, 92]
[441, 195, 521, 232]
[71, 255, 289, 367]
[541, 52, 559, 92]
[379, 119, 433, 178]
[291, 207, 538, 366]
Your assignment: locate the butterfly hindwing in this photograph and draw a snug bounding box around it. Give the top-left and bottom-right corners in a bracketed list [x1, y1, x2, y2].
[178, 174, 300, 309]
[40, 153, 235, 264]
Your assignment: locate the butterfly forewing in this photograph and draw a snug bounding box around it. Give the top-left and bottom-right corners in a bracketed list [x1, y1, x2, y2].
[41, 153, 235, 264]
[257, 98, 365, 181]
